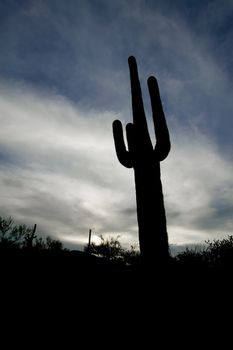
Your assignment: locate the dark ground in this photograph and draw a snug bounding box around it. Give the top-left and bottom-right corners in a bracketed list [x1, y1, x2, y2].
[1, 248, 232, 345]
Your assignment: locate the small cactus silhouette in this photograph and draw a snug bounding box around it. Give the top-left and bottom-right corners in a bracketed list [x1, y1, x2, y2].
[24, 224, 37, 249]
[112, 56, 171, 265]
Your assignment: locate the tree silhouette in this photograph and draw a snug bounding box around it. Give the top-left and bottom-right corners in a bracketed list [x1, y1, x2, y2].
[113, 56, 171, 266]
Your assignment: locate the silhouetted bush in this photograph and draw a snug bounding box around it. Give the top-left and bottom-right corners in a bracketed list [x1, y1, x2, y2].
[176, 247, 205, 264]
[45, 236, 63, 250]
[0, 216, 33, 248]
[0, 215, 63, 252]
[84, 234, 140, 265]
[121, 244, 140, 266]
[2, 214, 233, 280]
[204, 235, 233, 268]
[176, 235, 233, 270]
[84, 234, 124, 261]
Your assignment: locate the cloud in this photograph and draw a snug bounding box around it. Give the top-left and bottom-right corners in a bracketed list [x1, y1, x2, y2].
[0, 80, 232, 250]
[163, 122, 233, 244]
[0, 80, 137, 249]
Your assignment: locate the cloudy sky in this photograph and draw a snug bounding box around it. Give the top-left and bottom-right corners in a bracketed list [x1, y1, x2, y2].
[0, 0, 233, 250]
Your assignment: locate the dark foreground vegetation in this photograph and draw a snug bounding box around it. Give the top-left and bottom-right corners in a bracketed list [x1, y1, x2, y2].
[1, 215, 233, 293]
[1, 214, 233, 340]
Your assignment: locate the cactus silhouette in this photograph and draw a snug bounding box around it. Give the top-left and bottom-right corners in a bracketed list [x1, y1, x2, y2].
[112, 56, 171, 265]
[24, 224, 37, 249]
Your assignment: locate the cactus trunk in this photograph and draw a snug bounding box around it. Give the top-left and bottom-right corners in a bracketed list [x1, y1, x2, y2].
[134, 163, 169, 264]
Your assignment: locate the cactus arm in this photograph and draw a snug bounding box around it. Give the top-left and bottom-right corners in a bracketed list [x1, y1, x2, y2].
[112, 120, 133, 168]
[126, 123, 136, 155]
[147, 76, 171, 161]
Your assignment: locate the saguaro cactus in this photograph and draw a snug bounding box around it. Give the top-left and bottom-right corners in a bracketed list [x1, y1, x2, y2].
[112, 56, 171, 265]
